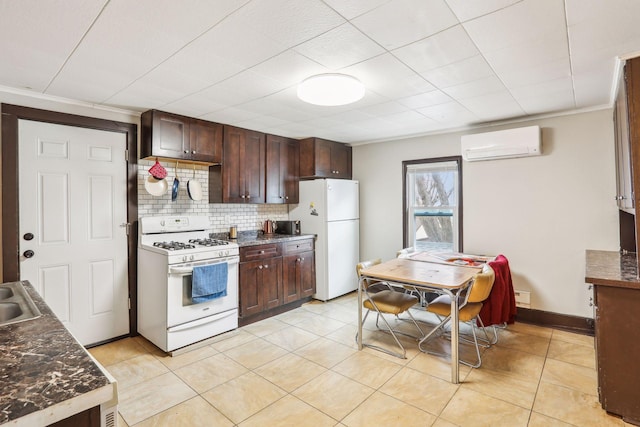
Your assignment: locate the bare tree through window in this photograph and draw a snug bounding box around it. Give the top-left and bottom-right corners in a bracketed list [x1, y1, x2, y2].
[403, 157, 462, 252]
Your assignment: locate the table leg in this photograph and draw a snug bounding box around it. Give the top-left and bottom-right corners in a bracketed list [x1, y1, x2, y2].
[357, 277, 363, 350]
[450, 289, 459, 384]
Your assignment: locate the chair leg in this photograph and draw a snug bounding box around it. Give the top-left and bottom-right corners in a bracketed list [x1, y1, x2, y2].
[418, 315, 451, 353]
[475, 316, 499, 346]
[356, 308, 408, 359]
[458, 321, 482, 368]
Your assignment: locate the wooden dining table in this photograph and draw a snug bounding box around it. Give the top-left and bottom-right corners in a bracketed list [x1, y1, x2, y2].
[357, 256, 480, 384]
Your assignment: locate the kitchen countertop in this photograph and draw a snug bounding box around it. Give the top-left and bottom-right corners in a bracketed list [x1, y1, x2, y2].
[213, 231, 316, 248]
[0, 281, 116, 426]
[585, 250, 640, 289]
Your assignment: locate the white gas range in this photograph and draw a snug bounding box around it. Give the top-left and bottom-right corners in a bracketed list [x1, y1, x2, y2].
[138, 216, 239, 353]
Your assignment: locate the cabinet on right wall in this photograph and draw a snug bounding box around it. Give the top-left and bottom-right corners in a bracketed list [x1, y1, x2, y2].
[299, 137, 352, 179]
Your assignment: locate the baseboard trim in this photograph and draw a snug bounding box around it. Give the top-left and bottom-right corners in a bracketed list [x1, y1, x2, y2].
[515, 307, 594, 336]
[238, 297, 313, 327]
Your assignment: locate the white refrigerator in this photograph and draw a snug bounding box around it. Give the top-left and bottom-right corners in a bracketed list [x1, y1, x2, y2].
[289, 179, 360, 301]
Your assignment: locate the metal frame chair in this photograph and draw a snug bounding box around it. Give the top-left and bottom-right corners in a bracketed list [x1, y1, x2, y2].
[355, 259, 424, 359]
[418, 264, 495, 368]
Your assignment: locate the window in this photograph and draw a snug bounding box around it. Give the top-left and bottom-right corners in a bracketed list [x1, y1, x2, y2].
[402, 157, 462, 252]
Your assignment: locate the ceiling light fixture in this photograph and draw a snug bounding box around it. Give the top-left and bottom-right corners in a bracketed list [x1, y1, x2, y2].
[297, 73, 365, 106]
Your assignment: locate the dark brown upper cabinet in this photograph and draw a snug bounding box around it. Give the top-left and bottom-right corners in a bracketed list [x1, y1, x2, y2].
[141, 110, 222, 164]
[299, 137, 352, 180]
[210, 125, 266, 203]
[266, 135, 299, 204]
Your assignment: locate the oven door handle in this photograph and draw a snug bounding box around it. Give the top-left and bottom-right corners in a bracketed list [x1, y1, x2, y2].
[168, 257, 239, 275]
[169, 266, 194, 275]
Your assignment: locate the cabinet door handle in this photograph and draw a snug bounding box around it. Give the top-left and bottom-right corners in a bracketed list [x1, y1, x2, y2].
[241, 195, 245, 198]
[184, 150, 189, 154]
[263, 264, 269, 268]
[260, 250, 264, 254]
[258, 265, 263, 270]
[192, 150, 196, 154]
[285, 196, 289, 200]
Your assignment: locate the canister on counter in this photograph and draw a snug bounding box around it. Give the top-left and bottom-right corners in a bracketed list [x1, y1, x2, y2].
[229, 225, 238, 239]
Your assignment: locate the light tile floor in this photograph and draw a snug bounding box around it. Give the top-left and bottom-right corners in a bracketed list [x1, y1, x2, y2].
[89, 292, 631, 427]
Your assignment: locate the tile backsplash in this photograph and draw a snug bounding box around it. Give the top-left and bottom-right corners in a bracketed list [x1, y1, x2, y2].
[138, 159, 289, 232]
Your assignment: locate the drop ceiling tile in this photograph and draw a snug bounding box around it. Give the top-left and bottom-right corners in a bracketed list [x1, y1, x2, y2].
[200, 107, 262, 125]
[510, 77, 575, 114]
[458, 91, 525, 121]
[392, 25, 479, 73]
[462, 0, 567, 53]
[397, 90, 452, 109]
[294, 23, 385, 69]
[322, 0, 391, 20]
[327, 109, 377, 124]
[360, 101, 409, 116]
[250, 50, 328, 87]
[343, 53, 435, 99]
[47, 0, 249, 101]
[161, 96, 226, 118]
[0, 0, 104, 91]
[230, 0, 345, 48]
[105, 80, 181, 112]
[420, 55, 495, 88]
[236, 115, 289, 130]
[444, 0, 522, 22]
[210, 70, 289, 103]
[351, 0, 459, 50]
[567, 0, 640, 59]
[384, 109, 431, 124]
[481, 33, 569, 75]
[498, 57, 571, 88]
[443, 75, 506, 100]
[417, 101, 477, 123]
[572, 62, 616, 108]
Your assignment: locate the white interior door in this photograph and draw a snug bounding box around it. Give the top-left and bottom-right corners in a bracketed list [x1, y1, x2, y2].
[18, 119, 129, 345]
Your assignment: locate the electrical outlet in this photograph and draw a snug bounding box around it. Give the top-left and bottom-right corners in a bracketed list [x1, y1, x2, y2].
[514, 290, 531, 308]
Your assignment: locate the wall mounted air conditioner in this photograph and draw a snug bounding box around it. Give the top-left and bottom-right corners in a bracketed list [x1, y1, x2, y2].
[461, 125, 541, 161]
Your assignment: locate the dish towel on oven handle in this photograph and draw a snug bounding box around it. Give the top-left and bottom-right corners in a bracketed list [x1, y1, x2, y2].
[192, 263, 228, 303]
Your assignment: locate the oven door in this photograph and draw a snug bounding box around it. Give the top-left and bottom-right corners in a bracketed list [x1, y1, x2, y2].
[166, 255, 239, 327]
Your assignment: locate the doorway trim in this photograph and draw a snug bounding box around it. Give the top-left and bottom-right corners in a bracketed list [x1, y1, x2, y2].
[1, 103, 139, 336]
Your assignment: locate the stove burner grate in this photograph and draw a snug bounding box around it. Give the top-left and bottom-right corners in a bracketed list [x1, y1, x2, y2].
[153, 241, 197, 251]
[188, 238, 230, 247]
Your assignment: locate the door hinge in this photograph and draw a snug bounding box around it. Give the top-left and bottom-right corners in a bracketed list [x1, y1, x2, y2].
[125, 149, 129, 161]
[128, 297, 131, 310]
[120, 222, 131, 235]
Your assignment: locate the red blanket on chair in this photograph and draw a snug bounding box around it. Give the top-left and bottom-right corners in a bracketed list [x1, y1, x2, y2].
[478, 254, 517, 326]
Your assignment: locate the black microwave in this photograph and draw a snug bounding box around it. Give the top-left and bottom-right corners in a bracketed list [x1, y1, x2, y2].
[275, 220, 301, 235]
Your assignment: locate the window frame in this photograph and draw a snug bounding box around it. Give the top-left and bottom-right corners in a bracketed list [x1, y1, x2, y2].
[402, 156, 463, 251]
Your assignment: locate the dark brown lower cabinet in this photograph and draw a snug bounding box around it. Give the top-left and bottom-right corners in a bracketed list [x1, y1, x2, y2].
[239, 238, 315, 323]
[593, 284, 640, 425]
[239, 257, 283, 317]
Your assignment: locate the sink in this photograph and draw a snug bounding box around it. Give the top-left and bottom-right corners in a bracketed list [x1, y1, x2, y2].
[0, 302, 23, 321]
[0, 287, 14, 299]
[0, 283, 41, 326]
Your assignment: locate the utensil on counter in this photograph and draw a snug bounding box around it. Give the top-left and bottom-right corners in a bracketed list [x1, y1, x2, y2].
[172, 161, 180, 202]
[187, 163, 203, 201]
[145, 175, 168, 196]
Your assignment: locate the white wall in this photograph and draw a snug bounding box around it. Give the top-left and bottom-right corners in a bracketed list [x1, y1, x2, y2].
[352, 109, 619, 318]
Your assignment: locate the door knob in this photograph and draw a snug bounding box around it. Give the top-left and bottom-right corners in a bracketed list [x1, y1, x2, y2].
[23, 232, 34, 241]
[23, 250, 35, 258]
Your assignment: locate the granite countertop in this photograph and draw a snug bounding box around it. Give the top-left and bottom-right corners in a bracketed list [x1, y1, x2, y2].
[0, 281, 116, 426]
[585, 250, 640, 289]
[212, 231, 316, 248]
